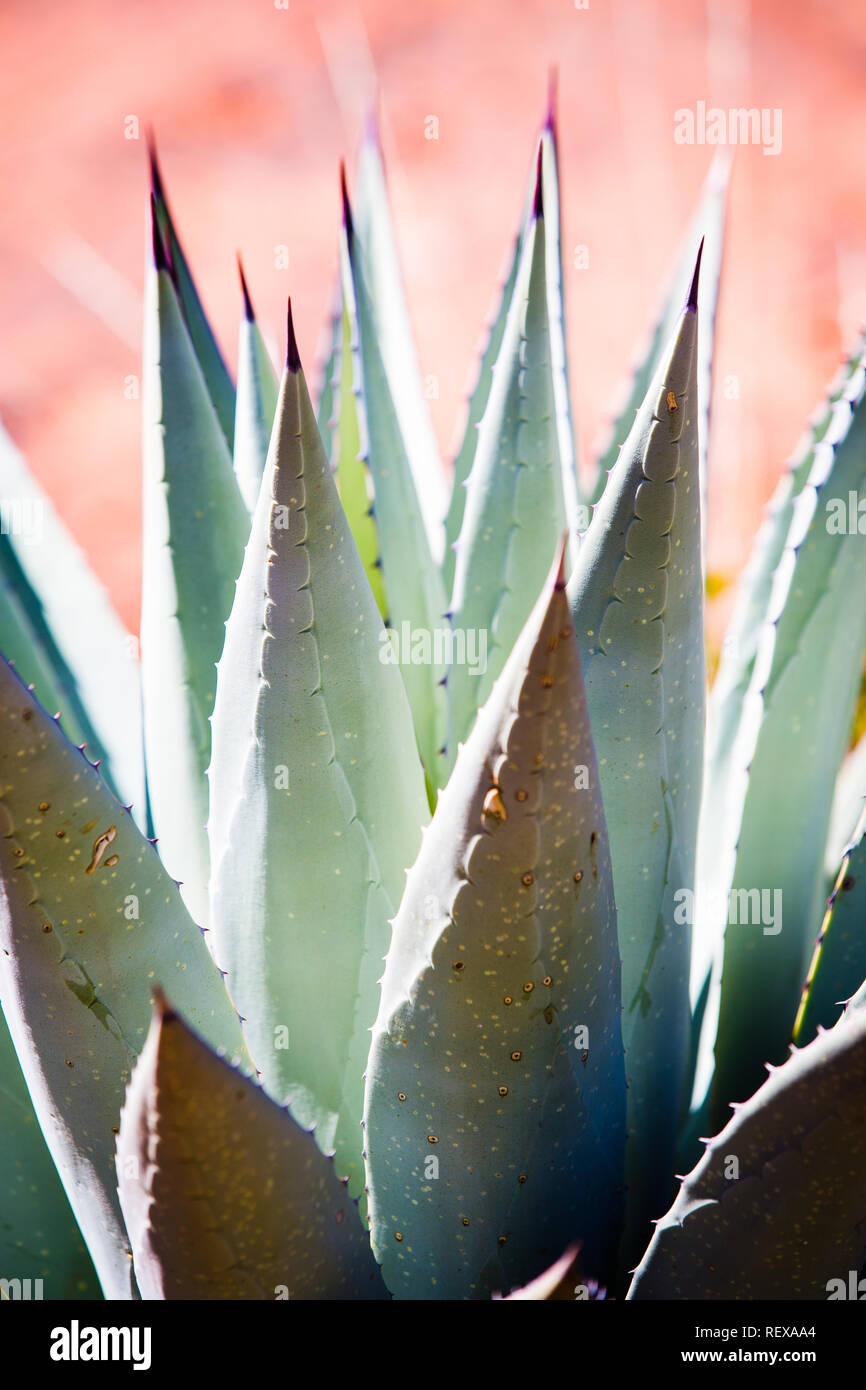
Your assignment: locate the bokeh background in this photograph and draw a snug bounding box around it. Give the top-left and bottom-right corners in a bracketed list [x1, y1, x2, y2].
[2, 0, 865, 639]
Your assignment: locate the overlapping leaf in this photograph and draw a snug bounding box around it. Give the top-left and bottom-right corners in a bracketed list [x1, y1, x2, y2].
[444, 97, 580, 594]
[364, 544, 626, 1298]
[354, 115, 447, 562]
[706, 332, 866, 1133]
[447, 157, 570, 772]
[691, 344, 864, 1061]
[629, 1007, 866, 1299]
[149, 140, 236, 448]
[0, 1002, 99, 1298]
[567, 252, 704, 1271]
[340, 178, 447, 790]
[208, 305, 429, 1200]
[140, 205, 248, 925]
[0, 658, 249, 1298]
[117, 992, 386, 1300]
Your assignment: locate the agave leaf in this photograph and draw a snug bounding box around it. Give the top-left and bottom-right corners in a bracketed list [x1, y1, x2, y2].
[233, 260, 278, 514]
[706, 333, 866, 1134]
[117, 992, 387, 1300]
[314, 281, 386, 611]
[0, 421, 144, 820]
[691, 345, 864, 1046]
[149, 139, 236, 448]
[444, 95, 580, 594]
[141, 202, 248, 926]
[447, 154, 570, 772]
[589, 152, 729, 518]
[354, 114, 447, 562]
[443, 228, 522, 598]
[364, 542, 626, 1298]
[0, 657, 250, 1299]
[331, 295, 387, 617]
[340, 175, 447, 791]
[208, 304, 429, 1200]
[0, 1002, 99, 1298]
[628, 1007, 866, 1299]
[794, 807, 866, 1045]
[567, 251, 704, 1269]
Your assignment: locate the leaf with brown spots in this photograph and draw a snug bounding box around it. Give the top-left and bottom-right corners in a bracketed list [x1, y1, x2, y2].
[364, 540, 625, 1299]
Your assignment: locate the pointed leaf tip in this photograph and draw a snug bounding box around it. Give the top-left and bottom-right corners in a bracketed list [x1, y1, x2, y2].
[687, 238, 704, 311]
[149, 192, 172, 276]
[340, 162, 354, 241]
[286, 297, 301, 373]
[533, 143, 544, 218]
[237, 255, 254, 322]
[146, 129, 165, 202]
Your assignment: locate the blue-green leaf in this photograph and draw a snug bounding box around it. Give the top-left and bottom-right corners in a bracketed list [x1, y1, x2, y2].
[706, 332, 866, 1134]
[340, 178, 447, 791]
[354, 116, 447, 562]
[149, 140, 236, 449]
[629, 1007, 866, 1300]
[567, 253, 704, 1270]
[447, 155, 570, 773]
[141, 204, 249, 925]
[0, 657, 249, 1299]
[208, 305, 429, 1200]
[364, 543, 626, 1298]
[692, 344, 864, 1057]
[444, 99, 580, 595]
[0, 1002, 99, 1299]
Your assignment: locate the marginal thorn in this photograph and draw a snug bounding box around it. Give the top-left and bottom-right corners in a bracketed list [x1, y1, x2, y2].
[286, 297, 301, 373]
[687, 237, 704, 311]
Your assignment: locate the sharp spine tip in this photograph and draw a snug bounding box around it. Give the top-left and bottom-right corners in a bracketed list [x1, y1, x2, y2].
[149, 193, 172, 277]
[237, 255, 254, 322]
[286, 297, 301, 372]
[687, 237, 704, 311]
[146, 128, 164, 201]
[340, 161, 354, 241]
[533, 143, 544, 219]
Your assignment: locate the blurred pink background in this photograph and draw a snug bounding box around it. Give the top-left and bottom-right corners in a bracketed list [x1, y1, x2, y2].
[1, 0, 865, 639]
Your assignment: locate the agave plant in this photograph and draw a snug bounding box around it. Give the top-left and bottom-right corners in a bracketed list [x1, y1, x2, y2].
[2, 93, 866, 1304]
